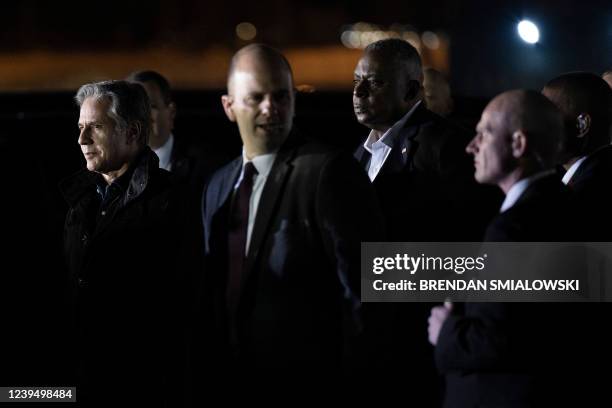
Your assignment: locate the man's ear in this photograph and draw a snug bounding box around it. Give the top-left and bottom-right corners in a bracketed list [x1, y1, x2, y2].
[511, 130, 528, 158]
[221, 95, 236, 122]
[576, 113, 591, 138]
[126, 122, 142, 145]
[168, 101, 177, 131]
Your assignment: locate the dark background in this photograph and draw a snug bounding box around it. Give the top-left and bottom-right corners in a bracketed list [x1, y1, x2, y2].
[0, 0, 609, 388]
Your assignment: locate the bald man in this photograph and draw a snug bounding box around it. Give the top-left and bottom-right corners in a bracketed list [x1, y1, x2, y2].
[603, 69, 612, 89]
[429, 90, 578, 407]
[199, 44, 383, 390]
[543, 72, 612, 239]
[423, 68, 454, 117]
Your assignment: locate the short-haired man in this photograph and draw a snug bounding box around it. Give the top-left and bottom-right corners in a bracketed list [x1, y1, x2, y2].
[423, 67, 454, 117]
[127, 70, 226, 188]
[602, 69, 612, 88]
[429, 90, 578, 407]
[199, 44, 383, 394]
[352, 38, 496, 241]
[542, 72, 612, 239]
[60, 80, 188, 406]
[352, 39, 497, 405]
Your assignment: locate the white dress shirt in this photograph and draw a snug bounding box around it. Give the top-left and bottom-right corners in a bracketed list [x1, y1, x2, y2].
[500, 170, 554, 213]
[362, 100, 422, 181]
[153, 133, 174, 171]
[561, 156, 587, 185]
[234, 150, 277, 254]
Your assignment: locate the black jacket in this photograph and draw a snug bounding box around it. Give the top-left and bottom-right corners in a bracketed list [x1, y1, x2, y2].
[437, 174, 590, 407]
[354, 103, 500, 242]
[199, 133, 384, 389]
[60, 147, 192, 407]
[567, 144, 612, 241]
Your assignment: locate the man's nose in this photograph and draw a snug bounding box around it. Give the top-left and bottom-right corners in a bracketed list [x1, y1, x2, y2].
[353, 80, 368, 98]
[78, 128, 92, 145]
[260, 95, 279, 116]
[466, 136, 478, 154]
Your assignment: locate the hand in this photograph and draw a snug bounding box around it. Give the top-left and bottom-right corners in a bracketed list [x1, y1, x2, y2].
[428, 300, 453, 346]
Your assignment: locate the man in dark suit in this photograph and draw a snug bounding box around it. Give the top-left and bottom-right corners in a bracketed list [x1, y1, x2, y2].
[199, 44, 383, 393]
[542, 72, 612, 240]
[352, 39, 498, 406]
[127, 70, 222, 304]
[61, 80, 190, 406]
[428, 90, 582, 407]
[127, 70, 227, 189]
[542, 72, 612, 404]
[352, 38, 497, 242]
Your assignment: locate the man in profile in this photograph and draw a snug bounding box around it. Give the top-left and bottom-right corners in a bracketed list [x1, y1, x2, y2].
[542, 72, 612, 239]
[352, 38, 496, 241]
[423, 67, 454, 118]
[199, 44, 383, 394]
[352, 38, 496, 405]
[429, 90, 579, 407]
[60, 80, 188, 406]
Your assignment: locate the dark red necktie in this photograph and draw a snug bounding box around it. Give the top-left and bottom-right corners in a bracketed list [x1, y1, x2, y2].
[227, 162, 258, 324]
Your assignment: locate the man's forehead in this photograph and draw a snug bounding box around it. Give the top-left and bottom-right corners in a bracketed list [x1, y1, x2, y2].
[230, 68, 292, 93]
[79, 97, 111, 120]
[355, 53, 396, 75]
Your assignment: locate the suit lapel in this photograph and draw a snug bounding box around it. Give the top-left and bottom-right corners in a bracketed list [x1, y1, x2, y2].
[371, 103, 431, 181]
[354, 144, 371, 168]
[243, 139, 297, 277]
[219, 158, 242, 209]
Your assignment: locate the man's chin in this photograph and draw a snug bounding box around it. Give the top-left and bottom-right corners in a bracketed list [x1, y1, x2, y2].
[355, 113, 374, 127]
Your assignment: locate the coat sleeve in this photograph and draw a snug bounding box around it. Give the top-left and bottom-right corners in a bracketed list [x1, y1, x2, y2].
[435, 302, 516, 373]
[314, 151, 385, 338]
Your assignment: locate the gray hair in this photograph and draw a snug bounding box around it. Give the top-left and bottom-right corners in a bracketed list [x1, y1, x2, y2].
[75, 80, 151, 146]
[365, 38, 423, 83]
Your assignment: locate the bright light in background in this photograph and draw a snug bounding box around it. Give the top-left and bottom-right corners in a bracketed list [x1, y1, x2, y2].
[517, 20, 539, 44]
[236, 22, 257, 41]
[340, 23, 431, 50]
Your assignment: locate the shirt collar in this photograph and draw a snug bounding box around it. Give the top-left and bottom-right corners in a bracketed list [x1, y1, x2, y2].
[561, 156, 587, 185]
[234, 149, 278, 188]
[500, 170, 553, 213]
[153, 133, 174, 171]
[95, 169, 130, 202]
[363, 100, 422, 153]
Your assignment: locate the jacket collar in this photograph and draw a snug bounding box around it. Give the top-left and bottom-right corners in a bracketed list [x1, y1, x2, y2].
[244, 132, 301, 266]
[60, 146, 159, 208]
[354, 103, 436, 175]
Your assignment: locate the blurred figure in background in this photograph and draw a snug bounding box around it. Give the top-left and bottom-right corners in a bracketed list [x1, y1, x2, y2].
[602, 69, 612, 88]
[127, 70, 227, 190]
[423, 67, 454, 117]
[542, 72, 612, 239]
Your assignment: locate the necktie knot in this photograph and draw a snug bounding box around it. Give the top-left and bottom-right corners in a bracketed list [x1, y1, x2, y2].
[243, 161, 258, 181]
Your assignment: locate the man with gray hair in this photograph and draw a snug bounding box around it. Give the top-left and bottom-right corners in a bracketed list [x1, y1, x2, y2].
[60, 80, 189, 406]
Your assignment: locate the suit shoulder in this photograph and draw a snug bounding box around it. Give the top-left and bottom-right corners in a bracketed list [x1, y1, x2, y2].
[208, 156, 241, 183]
[418, 111, 472, 145]
[290, 139, 347, 165]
